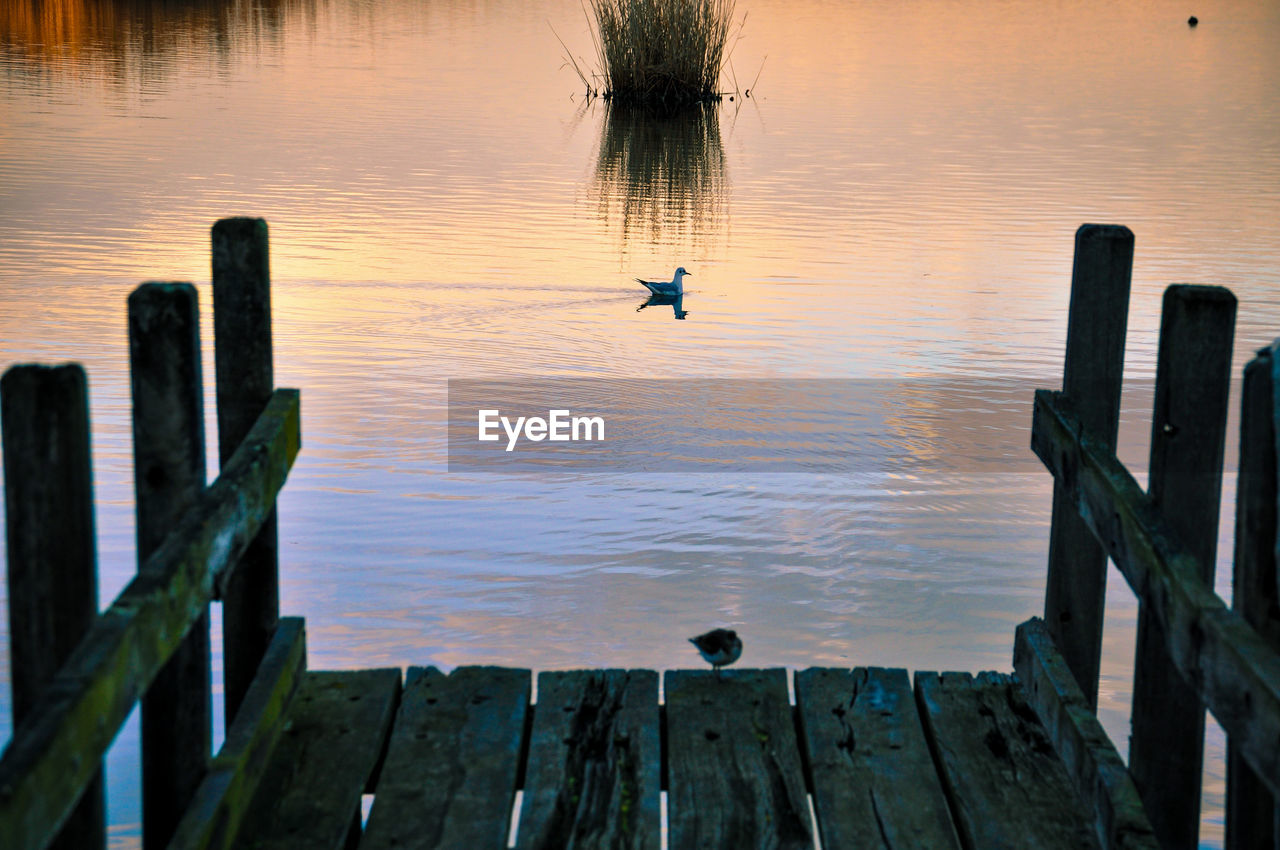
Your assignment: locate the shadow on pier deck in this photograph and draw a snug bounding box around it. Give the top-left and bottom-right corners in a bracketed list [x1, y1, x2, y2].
[196, 641, 1144, 849]
[3, 221, 1279, 849]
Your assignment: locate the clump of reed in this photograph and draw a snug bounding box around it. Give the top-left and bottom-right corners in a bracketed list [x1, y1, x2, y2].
[579, 0, 736, 110]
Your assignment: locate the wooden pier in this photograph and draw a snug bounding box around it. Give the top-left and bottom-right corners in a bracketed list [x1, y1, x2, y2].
[2, 222, 1279, 849]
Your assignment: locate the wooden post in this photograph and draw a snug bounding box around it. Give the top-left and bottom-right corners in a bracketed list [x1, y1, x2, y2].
[212, 217, 280, 723]
[129, 283, 212, 849]
[1128, 285, 1236, 849]
[1043, 223, 1134, 710]
[1, 364, 106, 850]
[1226, 342, 1280, 849]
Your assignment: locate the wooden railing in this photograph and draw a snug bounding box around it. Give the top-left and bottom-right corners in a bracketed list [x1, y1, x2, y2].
[0, 219, 300, 850]
[1031, 225, 1280, 849]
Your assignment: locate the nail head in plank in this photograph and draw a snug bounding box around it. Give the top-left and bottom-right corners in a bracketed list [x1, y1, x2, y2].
[664, 668, 811, 850]
[518, 669, 660, 850]
[361, 666, 531, 850]
[237, 668, 402, 850]
[914, 670, 1101, 850]
[795, 667, 960, 849]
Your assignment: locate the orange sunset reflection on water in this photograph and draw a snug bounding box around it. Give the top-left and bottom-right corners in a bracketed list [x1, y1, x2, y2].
[2, 0, 1280, 844]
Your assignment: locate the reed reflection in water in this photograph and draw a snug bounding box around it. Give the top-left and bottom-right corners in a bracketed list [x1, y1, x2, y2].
[592, 102, 727, 243]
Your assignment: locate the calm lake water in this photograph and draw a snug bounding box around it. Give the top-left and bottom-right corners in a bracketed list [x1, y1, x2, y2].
[3, 0, 1279, 844]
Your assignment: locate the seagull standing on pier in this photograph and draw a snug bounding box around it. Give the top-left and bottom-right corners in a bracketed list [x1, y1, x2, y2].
[689, 628, 742, 676]
[636, 267, 690, 297]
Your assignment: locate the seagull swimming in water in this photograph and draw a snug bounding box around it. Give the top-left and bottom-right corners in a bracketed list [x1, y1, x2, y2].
[636, 267, 690, 297]
[689, 628, 742, 675]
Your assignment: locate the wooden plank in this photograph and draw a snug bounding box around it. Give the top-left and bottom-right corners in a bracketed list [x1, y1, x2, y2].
[213, 216, 281, 723]
[1, 364, 106, 850]
[129, 282, 213, 850]
[517, 669, 660, 850]
[1045, 223, 1134, 712]
[237, 668, 402, 850]
[167, 618, 307, 850]
[0, 389, 300, 850]
[664, 669, 811, 850]
[794, 667, 959, 849]
[1014, 618, 1158, 850]
[1129, 284, 1235, 849]
[361, 666, 530, 850]
[1226, 344, 1280, 849]
[1032, 387, 1280, 796]
[914, 670, 1101, 849]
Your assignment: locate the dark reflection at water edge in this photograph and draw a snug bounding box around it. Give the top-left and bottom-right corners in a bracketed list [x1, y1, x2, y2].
[0, 0, 344, 84]
[591, 100, 728, 244]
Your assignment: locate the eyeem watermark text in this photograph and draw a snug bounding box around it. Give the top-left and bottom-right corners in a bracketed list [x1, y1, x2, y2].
[477, 409, 605, 451]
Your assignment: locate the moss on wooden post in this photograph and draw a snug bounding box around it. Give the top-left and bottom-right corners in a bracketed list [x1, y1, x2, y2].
[1128, 285, 1235, 848]
[129, 283, 213, 849]
[212, 217, 280, 723]
[1226, 344, 1280, 848]
[1043, 224, 1133, 711]
[1, 364, 106, 850]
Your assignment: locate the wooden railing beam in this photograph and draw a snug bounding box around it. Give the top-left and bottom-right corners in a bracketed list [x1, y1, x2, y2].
[0, 388, 300, 850]
[167, 618, 307, 850]
[1032, 388, 1280, 797]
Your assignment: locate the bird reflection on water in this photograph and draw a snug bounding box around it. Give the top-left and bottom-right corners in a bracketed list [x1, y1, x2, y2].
[636, 291, 688, 320]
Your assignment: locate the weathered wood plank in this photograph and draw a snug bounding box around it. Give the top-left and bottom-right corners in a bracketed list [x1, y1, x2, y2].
[129, 282, 213, 850]
[1045, 223, 1134, 711]
[664, 669, 811, 850]
[237, 668, 402, 850]
[1032, 387, 1280, 796]
[1129, 284, 1235, 849]
[167, 618, 307, 850]
[213, 216, 281, 723]
[361, 666, 530, 850]
[914, 670, 1101, 849]
[517, 669, 660, 850]
[1014, 618, 1158, 850]
[794, 667, 960, 849]
[1226, 344, 1280, 849]
[0, 389, 300, 850]
[1, 364, 106, 850]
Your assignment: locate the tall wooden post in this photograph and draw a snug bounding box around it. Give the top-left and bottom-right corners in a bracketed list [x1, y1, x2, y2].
[1, 364, 106, 850]
[1128, 285, 1236, 849]
[212, 217, 280, 723]
[1226, 342, 1280, 849]
[1043, 224, 1134, 710]
[129, 283, 212, 849]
